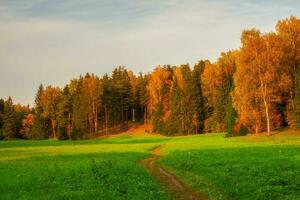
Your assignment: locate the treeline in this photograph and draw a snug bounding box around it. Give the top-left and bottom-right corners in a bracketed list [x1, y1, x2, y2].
[0, 98, 31, 139]
[0, 16, 299, 140]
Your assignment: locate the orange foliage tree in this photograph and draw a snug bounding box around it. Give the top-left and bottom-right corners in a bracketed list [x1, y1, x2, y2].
[234, 29, 288, 135]
[147, 66, 172, 132]
[276, 16, 300, 127]
[40, 86, 62, 138]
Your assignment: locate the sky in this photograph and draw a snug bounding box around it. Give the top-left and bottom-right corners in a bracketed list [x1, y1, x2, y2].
[0, 0, 299, 106]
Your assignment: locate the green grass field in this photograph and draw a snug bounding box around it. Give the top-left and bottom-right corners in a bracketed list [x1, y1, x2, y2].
[0, 130, 299, 200]
[161, 131, 300, 200]
[0, 135, 171, 200]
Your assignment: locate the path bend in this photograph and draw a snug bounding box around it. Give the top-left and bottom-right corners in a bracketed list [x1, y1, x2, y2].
[140, 145, 208, 200]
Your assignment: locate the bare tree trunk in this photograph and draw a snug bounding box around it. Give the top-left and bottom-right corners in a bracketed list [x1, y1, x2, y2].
[263, 99, 271, 136]
[92, 102, 95, 133]
[255, 123, 258, 135]
[105, 106, 109, 135]
[105, 106, 107, 135]
[126, 109, 129, 129]
[121, 99, 124, 123]
[68, 112, 71, 139]
[132, 108, 135, 122]
[257, 52, 271, 136]
[89, 113, 93, 134]
[96, 106, 98, 133]
[93, 102, 98, 134]
[52, 119, 56, 138]
[144, 107, 147, 125]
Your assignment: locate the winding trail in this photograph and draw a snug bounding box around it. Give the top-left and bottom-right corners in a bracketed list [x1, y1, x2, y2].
[140, 145, 207, 200]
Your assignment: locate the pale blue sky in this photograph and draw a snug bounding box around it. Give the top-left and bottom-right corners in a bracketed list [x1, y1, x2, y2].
[0, 0, 299, 105]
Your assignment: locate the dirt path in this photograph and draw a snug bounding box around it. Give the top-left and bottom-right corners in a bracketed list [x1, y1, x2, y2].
[140, 145, 207, 200]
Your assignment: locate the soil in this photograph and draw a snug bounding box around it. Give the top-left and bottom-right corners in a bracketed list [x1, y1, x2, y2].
[140, 145, 208, 200]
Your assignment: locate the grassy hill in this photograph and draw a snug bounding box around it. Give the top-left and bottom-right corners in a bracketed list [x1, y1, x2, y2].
[0, 130, 299, 200]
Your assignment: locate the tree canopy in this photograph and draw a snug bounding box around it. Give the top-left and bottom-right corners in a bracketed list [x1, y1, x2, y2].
[0, 16, 299, 140]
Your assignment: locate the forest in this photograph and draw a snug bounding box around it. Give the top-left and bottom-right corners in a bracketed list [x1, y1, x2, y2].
[0, 16, 299, 140]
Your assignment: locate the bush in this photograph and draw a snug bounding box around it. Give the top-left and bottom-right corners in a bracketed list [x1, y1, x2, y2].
[71, 128, 84, 140]
[57, 126, 69, 140]
[225, 131, 233, 138]
[239, 125, 248, 136]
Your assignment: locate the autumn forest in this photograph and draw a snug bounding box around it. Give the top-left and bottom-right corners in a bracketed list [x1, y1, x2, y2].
[0, 16, 299, 140]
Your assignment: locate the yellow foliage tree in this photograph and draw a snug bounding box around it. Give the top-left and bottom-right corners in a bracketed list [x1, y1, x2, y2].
[234, 29, 287, 135]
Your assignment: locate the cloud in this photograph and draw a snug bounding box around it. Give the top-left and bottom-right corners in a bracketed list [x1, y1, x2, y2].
[0, 0, 299, 105]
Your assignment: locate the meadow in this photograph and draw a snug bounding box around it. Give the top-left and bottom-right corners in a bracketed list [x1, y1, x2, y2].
[0, 135, 171, 200]
[161, 130, 300, 200]
[0, 130, 299, 200]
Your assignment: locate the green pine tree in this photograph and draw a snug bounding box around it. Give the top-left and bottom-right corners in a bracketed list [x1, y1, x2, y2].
[167, 77, 182, 134]
[72, 77, 87, 139]
[57, 86, 72, 140]
[32, 84, 48, 139]
[111, 67, 132, 129]
[225, 87, 237, 137]
[0, 98, 4, 139]
[136, 73, 148, 123]
[192, 61, 206, 134]
[3, 97, 17, 140]
[153, 102, 164, 133]
[101, 74, 112, 134]
[179, 64, 193, 134]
